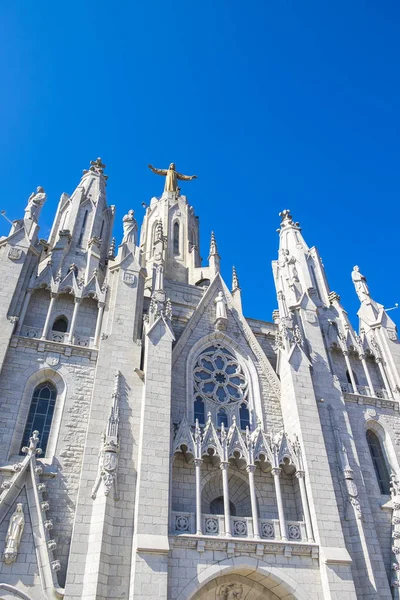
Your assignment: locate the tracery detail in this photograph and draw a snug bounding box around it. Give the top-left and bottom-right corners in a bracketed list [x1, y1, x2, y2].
[193, 345, 249, 427]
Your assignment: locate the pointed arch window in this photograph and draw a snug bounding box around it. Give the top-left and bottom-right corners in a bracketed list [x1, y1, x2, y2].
[78, 210, 88, 247]
[239, 403, 250, 430]
[52, 316, 68, 332]
[20, 382, 57, 456]
[366, 429, 390, 494]
[217, 408, 228, 428]
[194, 397, 205, 425]
[173, 222, 180, 255]
[210, 496, 236, 516]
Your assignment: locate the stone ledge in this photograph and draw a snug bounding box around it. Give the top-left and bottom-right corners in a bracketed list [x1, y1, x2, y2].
[135, 534, 170, 553]
[11, 335, 98, 361]
[170, 534, 319, 559]
[343, 392, 398, 411]
[320, 546, 352, 565]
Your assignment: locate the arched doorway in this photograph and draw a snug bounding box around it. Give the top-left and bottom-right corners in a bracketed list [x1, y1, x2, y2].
[176, 556, 311, 600]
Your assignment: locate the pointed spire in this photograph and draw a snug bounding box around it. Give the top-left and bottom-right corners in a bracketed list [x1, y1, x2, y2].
[232, 266, 240, 291]
[209, 231, 219, 257]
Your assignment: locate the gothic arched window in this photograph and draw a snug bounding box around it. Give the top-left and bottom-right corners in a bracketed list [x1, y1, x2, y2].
[52, 316, 68, 332]
[173, 222, 180, 255]
[194, 397, 205, 425]
[366, 429, 390, 494]
[210, 496, 236, 516]
[193, 345, 250, 429]
[21, 382, 57, 456]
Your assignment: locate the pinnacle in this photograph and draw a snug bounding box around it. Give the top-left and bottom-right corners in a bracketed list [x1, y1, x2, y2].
[209, 231, 219, 256]
[232, 266, 240, 291]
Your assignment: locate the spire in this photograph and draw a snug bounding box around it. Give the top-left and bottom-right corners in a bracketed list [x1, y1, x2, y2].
[232, 266, 240, 292]
[209, 231, 219, 257]
[208, 231, 220, 277]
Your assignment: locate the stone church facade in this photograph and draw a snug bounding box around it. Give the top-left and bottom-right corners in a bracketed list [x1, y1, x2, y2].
[0, 158, 398, 599]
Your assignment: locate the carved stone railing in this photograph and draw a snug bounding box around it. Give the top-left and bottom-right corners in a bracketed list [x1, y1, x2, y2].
[340, 381, 389, 400]
[171, 511, 306, 541]
[20, 325, 42, 338]
[73, 334, 95, 347]
[50, 331, 68, 344]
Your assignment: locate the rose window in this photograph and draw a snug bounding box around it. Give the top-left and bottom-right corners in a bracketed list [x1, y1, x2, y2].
[194, 346, 248, 406]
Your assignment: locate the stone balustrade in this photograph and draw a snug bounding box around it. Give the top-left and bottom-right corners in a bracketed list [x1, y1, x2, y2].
[171, 511, 306, 541]
[340, 380, 389, 399]
[19, 326, 94, 348]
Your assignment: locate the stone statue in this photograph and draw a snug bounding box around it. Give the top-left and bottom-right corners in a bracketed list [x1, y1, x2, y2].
[148, 163, 197, 192]
[215, 291, 227, 321]
[122, 209, 137, 245]
[351, 266, 370, 302]
[3, 504, 24, 564]
[24, 186, 47, 222]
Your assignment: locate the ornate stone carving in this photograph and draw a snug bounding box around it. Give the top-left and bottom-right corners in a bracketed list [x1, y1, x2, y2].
[3, 504, 24, 564]
[123, 271, 136, 286]
[92, 371, 120, 500]
[217, 583, 243, 599]
[7, 246, 22, 261]
[351, 266, 370, 303]
[24, 186, 47, 221]
[122, 209, 137, 245]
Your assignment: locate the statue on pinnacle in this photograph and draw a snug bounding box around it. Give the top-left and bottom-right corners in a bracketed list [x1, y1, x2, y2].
[148, 162, 197, 193]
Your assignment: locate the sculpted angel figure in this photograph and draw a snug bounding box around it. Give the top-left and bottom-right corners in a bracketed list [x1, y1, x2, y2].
[351, 265, 370, 302]
[3, 504, 24, 564]
[148, 162, 197, 192]
[24, 186, 47, 222]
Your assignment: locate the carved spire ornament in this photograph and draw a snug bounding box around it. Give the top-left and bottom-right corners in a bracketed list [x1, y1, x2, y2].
[232, 266, 240, 291]
[91, 371, 121, 500]
[390, 473, 400, 591]
[84, 157, 108, 179]
[209, 231, 219, 257]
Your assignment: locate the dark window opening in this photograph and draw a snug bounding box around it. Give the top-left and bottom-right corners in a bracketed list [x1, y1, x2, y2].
[366, 429, 390, 494]
[239, 403, 250, 430]
[20, 382, 57, 456]
[210, 496, 236, 516]
[173, 222, 180, 255]
[217, 408, 228, 428]
[78, 210, 88, 246]
[194, 397, 205, 425]
[52, 317, 68, 332]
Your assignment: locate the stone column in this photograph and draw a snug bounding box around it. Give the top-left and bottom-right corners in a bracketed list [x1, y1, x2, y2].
[194, 458, 202, 535]
[343, 350, 358, 393]
[220, 462, 231, 537]
[67, 297, 81, 344]
[93, 301, 105, 347]
[272, 467, 287, 540]
[41, 293, 57, 340]
[247, 464, 260, 539]
[359, 353, 375, 396]
[15, 288, 33, 334]
[376, 357, 392, 397]
[296, 471, 314, 542]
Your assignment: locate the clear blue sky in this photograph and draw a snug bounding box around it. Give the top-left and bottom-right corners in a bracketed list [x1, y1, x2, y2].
[1, 1, 399, 325]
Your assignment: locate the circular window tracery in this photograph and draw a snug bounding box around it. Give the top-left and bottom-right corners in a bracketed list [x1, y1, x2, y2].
[194, 345, 248, 407]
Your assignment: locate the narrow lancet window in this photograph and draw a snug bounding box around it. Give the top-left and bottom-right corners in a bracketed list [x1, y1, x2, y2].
[239, 403, 250, 430]
[217, 408, 228, 428]
[366, 429, 390, 494]
[21, 382, 57, 456]
[173, 222, 180, 255]
[194, 397, 205, 425]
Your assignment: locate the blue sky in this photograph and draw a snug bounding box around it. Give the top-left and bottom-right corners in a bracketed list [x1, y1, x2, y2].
[1, 1, 399, 325]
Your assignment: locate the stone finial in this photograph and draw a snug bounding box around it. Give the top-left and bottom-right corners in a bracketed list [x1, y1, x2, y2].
[90, 157, 107, 177]
[209, 231, 219, 256]
[328, 291, 341, 304]
[232, 266, 240, 292]
[278, 209, 300, 229]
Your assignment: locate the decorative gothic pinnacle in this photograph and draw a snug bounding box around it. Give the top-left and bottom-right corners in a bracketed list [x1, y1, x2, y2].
[232, 266, 240, 291]
[155, 219, 164, 242]
[209, 231, 219, 256]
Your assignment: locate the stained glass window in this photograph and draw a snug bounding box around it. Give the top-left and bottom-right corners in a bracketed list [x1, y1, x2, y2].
[193, 345, 250, 429]
[20, 382, 57, 456]
[366, 430, 390, 494]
